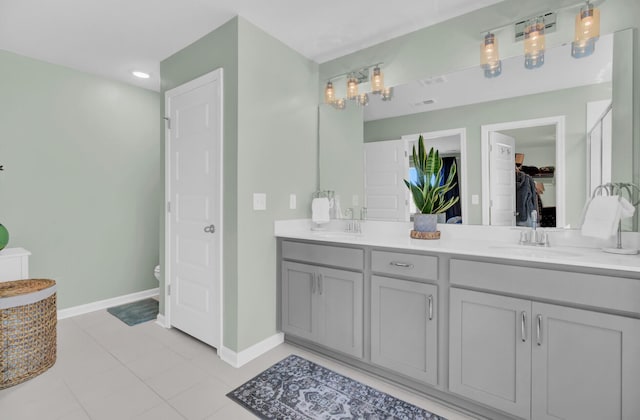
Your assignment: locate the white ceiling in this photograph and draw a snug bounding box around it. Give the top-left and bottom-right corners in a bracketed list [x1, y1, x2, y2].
[0, 0, 504, 92]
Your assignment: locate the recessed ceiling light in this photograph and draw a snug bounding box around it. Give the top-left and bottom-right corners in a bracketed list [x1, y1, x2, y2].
[132, 71, 150, 79]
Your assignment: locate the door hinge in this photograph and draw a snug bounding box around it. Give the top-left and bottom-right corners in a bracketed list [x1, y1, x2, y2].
[167, 284, 171, 296]
[163, 116, 171, 130]
[167, 201, 171, 213]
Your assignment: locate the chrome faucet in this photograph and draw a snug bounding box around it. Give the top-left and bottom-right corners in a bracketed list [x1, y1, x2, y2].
[519, 210, 550, 246]
[345, 219, 361, 234]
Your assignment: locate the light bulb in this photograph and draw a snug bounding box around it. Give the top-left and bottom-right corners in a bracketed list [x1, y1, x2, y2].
[524, 18, 545, 69]
[480, 32, 501, 78]
[324, 81, 335, 104]
[346, 76, 359, 100]
[370, 66, 384, 94]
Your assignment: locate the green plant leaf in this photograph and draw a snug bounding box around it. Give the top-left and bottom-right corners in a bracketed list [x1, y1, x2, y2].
[403, 135, 459, 214]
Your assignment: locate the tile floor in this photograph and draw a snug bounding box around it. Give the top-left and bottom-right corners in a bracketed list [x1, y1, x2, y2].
[0, 309, 475, 420]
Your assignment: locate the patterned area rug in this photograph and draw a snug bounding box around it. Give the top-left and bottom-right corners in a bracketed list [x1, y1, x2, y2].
[107, 298, 159, 326]
[227, 354, 446, 419]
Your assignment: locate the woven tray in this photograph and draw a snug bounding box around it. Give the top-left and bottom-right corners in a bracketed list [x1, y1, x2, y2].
[1, 278, 57, 389]
[410, 230, 441, 240]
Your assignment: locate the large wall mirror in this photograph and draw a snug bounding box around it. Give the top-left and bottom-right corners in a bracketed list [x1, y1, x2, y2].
[319, 28, 635, 230]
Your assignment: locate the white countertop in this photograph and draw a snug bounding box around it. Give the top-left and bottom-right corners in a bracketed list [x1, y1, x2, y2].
[275, 220, 640, 274]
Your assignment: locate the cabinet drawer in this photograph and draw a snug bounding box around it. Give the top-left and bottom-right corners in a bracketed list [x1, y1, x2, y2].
[450, 259, 640, 315]
[371, 250, 437, 281]
[282, 241, 363, 271]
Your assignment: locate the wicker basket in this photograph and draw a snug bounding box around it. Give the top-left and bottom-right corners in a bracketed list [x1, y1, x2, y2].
[1, 279, 57, 389]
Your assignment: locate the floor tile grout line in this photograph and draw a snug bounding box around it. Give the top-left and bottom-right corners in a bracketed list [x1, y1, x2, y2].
[65, 312, 184, 419]
[60, 378, 94, 420]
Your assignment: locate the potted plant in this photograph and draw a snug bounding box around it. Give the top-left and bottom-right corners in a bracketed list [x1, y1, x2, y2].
[404, 135, 459, 238]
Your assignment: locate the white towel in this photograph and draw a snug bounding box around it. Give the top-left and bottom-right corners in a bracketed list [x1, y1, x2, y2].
[312, 197, 331, 224]
[581, 196, 635, 239]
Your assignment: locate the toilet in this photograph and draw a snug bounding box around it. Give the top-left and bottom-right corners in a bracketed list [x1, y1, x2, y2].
[153, 265, 160, 282]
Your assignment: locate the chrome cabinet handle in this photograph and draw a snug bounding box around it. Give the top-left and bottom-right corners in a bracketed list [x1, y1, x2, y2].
[536, 315, 542, 346]
[521, 312, 527, 342]
[390, 261, 414, 268]
[428, 295, 433, 320]
[311, 273, 317, 294]
[318, 273, 323, 295]
[203, 224, 215, 233]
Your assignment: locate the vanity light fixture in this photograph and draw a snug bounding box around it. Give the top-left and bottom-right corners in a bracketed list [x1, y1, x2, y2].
[381, 87, 393, 101]
[572, 1, 600, 58]
[332, 98, 346, 110]
[480, 32, 502, 78]
[132, 71, 150, 79]
[370, 66, 384, 94]
[346, 75, 359, 100]
[324, 81, 335, 104]
[524, 17, 546, 69]
[325, 63, 391, 110]
[357, 93, 369, 106]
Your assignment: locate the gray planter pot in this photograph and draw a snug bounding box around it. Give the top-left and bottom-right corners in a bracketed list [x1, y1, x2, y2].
[413, 213, 438, 232]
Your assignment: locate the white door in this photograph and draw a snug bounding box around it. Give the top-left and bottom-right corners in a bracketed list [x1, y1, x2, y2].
[165, 69, 223, 348]
[364, 140, 409, 221]
[489, 132, 516, 226]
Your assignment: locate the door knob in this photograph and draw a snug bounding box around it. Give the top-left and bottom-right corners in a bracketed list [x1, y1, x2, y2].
[204, 224, 215, 233]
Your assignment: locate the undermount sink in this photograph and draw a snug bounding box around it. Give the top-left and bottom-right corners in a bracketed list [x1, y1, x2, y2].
[488, 245, 582, 258]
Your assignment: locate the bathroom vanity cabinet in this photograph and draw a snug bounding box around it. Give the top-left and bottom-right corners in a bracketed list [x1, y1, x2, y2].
[449, 259, 640, 420]
[277, 237, 640, 420]
[370, 250, 439, 386]
[281, 241, 364, 358]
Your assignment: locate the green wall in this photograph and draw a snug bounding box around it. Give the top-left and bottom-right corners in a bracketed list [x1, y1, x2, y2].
[364, 84, 612, 226]
[160, 18, 240, 349]
[236, 19, 318, 350]
[160, 17, 318, 352]
[319, 0, 639, 91]
[0, 50, 160, 309]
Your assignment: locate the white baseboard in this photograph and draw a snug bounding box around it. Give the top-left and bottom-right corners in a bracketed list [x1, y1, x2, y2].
[155, 313, 170, 328]
[57, 288, 159, 320]
[219, 332, 284, 368]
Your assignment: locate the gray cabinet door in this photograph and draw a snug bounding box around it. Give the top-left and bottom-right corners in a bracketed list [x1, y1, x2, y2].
[449, 288, 532, 420]
[371, 276, 438, 385]
[281, 261, 317, 341]
[531, 302, 640, 420]
[316, 266, 364, 358]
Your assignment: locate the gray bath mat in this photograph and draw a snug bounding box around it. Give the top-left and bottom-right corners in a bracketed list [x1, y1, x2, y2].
[107, 298, 158, 326]
[227, 354, 446, 419]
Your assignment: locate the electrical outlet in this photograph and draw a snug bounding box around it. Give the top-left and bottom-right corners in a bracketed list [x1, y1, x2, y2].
[352, 195, 359, 206]
[289, 194, 296, 209]
[472, 194, 479, 205]
[253, 193, 267, 210]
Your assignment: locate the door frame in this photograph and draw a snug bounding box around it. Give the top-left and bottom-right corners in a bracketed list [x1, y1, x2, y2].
[481, 116, 565, 227]
[163, 68, 224, 349]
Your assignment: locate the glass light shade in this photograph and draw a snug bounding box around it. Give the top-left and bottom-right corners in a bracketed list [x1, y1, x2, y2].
[572, 3, 600, 58]
[480, 32, 502, 78]
[524, 18, 545, 69]
[346, 76, 359, 100]
[324, 81, 335, 104]
[370, 66, 384, 94]
[381, 87, 393, 101]
[332, 98, 346, 110]
[357, 93, 369, 106]
[484, 61, 502, 78]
